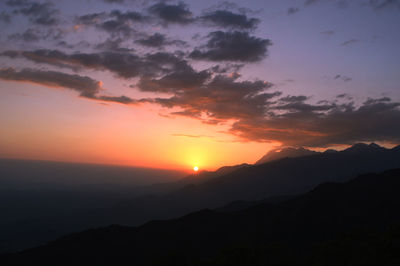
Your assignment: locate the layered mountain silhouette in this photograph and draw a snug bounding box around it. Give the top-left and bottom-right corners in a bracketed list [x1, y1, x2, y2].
[2, 143, 400, 253]
[2, 168, 400, 265]
[86, 143, 400, 226]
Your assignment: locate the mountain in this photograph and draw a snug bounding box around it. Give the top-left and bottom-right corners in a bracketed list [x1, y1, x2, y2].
[343, 142, 387, 153]
[3, 169, 400, 266]
[255, 146, 320, 164]
[0, 162, 250, 253]
[86, 143, 400, 227]
[2, 143, 399, 253]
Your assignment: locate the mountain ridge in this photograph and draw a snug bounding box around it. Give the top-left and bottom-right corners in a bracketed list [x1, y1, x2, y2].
[3, 168, 400, 265]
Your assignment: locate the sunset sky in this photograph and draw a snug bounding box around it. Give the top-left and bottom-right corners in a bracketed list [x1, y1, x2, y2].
[1, 0, 399, 170]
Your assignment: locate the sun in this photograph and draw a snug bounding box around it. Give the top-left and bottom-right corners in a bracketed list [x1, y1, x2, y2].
[193, 166, 199, 172]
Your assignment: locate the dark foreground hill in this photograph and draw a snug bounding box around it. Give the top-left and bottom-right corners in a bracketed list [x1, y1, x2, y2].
[2, 169, 400, 266]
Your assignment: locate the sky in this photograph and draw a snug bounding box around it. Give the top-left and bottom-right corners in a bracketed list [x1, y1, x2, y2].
[0, 0, 399, 171]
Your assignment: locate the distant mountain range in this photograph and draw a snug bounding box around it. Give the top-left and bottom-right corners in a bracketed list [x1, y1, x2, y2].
[255, 142, 391, 164]
[3, 168, 400, 265]
[87, 143, 400, 226]
[1, 143, 399, 254]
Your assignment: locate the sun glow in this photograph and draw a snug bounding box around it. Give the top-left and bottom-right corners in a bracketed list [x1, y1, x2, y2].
[193, 166, 199, 172]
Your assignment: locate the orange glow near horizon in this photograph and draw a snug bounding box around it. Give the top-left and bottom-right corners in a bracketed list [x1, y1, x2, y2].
[0, 82, 278, 171]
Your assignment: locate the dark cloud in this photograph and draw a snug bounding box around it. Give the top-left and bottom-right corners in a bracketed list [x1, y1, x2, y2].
[275, 101, 335, 112]
[200, 10, 259, 30]
[341, 39, 359, 46]
[189, 31, 272, 62]
[336, 93, 352, 99]
[97, 95, 137, 104]
[135, 33, 186, 47]
[153, 74, 278, 122]
[0, 49, 191, 80]
[95, 38, 133, 52]
[109, 9, 147, 22]
[75, 10, 147, 37]
[9, 28, 41, 42]
[6, 0, 59, 26]
[280, 95, 309, 102]
[334, 74, 352, 82]
[0, 67, 138, 104]
[287, 7, 300, 15]
[229, 96, 400, 146]
[75, 12, 106, 26]
[136, 33, 167, 47]
[138, 68, 211, 93]
[210, 63, 244, 74]
[0, 67, 100, 98]
[8, 27, 64, 42]
[148, 2, 194, 25]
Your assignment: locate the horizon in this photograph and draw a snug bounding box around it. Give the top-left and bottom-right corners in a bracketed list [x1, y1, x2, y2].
[1, 141, 398, 172]
[1, 0, 400, 171]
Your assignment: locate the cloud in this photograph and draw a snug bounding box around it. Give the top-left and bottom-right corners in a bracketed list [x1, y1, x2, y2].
[334, 74, 352, 82]
[0, 67, 100, 98]
[135, 33, 186, 47]
[138, 68, 211, 93]
[98, 10, 146, 37]
[153, 74, 278, 122]
[0, 67, 138, 104]
[287, 7, 300, 15]
[148, 2, 194, 25]
[75, 12, 106, 26]
[136, 33, 167, 47]
[143, 67, 400, 147]
[95, 38, 133, 52]
[75, 10, 148, 37]
[6, 0, 59, 26]
[200, 10, 259, 30]
[279, 95, 309, 102]
[341, 39, 359, 46]
[229, 97, 400, 146]
[336, 93, 353, 100]
[8, 27, 64, 42]
[1, 49, 189, 79]
[189, 31, 272, 62]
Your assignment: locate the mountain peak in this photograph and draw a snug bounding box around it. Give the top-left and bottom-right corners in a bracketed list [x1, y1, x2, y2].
[256, 147, 319, 165]
[344, 142, 385, 153]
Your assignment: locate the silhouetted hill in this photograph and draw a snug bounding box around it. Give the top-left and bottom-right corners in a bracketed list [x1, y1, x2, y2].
[0, 162, 249, 253]
[255, 146, 319, 164]
[3, 169, 400, 266]
[87, 143, 400, 227]
[2, 144, 399, 253]
[342, 142, 387, 153]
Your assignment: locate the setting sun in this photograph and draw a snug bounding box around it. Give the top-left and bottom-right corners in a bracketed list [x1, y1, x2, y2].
[193, 166, 199, 172]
